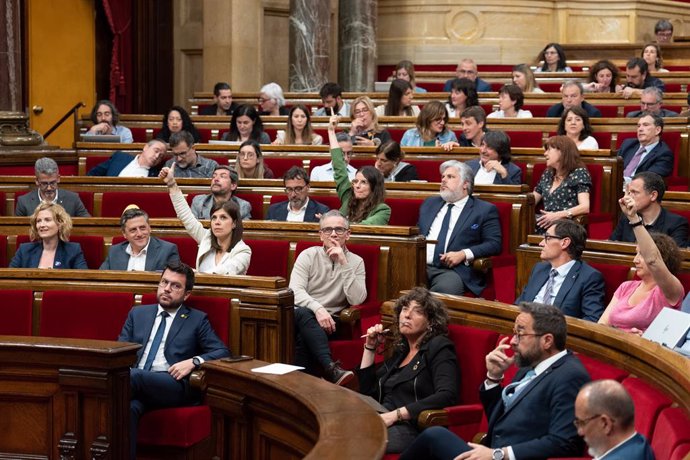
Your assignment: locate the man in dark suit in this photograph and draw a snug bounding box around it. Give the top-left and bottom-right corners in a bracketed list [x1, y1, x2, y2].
[118, 262, 230, 459]
[418, 160, 502, 296]
[16, 157, 91, 217]
[546, 80, 602, 118]
[619, 112, 674, 180]
[267, 166, 330, 222]
[86, 139, 167, 177]
[100, 206, 180, 271]
[516, 219, 605, 321]
[625, 87, 678, 118]
[610, 171, 688, 247]
[199, 82, 238, 116]
[443, 58, 492, 93]
[400, 302, 590, 460]
[575, 380, 655, 459]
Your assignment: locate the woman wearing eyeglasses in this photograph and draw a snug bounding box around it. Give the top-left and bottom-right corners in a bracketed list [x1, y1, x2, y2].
[10, 202, 87, 269]
[161, 163, 251, 275]
[359, 287, 459, 453]
[533, 136, 591, 232]
[235, 140, 274, 179]
[599, 197, 684, 334]
[348, 96, 392, 147]
[328, 113, 390, 225]
[258, 82, 289, 116]
[535, 43, 572, 73]
[400, 101, 458, 148]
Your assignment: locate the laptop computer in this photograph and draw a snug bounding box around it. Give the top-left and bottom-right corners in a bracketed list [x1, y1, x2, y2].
[642, 307, 690, 348]
[374, 81, 392, 92]
[80, 134, 123, 143]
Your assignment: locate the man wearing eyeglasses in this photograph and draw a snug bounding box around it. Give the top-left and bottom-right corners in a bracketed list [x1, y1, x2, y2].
[516, 219, 605, 322]
[574, 380, 654, 459]
[162, 130, 218, 178]
[289, 210, 366, 386]
[626, 87, 678, 118]
[442, 58, 492, 93]
[118, 262, 230, 459]
[310, 132, 357, 182]
[16, 157, 91, 217]
[190, 165, 251, 220]
[401, 302, 590, 460]
[267, 166, 330, 222]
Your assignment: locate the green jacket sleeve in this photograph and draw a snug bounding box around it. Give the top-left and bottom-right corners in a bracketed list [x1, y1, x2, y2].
[359, 203, 391, 225]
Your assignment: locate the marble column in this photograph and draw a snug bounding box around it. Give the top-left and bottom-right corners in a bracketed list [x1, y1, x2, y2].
[338, 0, 377, 92]
[0, 0, 22, 112]
[288, 0, 330, 92]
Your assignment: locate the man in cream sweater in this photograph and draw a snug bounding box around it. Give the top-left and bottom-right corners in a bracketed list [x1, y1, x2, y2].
[289, 210, 367, 386]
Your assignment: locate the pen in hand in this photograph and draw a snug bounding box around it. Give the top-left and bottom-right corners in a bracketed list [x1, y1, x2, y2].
[360, 329, 390, 339]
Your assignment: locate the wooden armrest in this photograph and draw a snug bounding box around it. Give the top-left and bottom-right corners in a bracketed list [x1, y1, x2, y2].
[190, 369, 206, 392]
[472, 257, 492, 274]
[339, 307, 361, 325]
[418, 409, 449, 428]
[472, 432, 487, 444]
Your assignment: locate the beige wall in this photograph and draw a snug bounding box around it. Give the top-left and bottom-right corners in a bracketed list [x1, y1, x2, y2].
[174, 0, 690, 101]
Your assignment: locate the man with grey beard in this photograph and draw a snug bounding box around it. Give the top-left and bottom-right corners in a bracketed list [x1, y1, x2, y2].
[417, 160, 501, 295]
[400, 302, 590, 460]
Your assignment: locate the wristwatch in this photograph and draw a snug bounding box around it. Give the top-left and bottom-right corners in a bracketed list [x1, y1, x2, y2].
[492, 448, 505, 460]
[192, 356, 202, 369]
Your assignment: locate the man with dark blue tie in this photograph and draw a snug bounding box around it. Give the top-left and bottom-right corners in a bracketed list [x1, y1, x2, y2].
[118, 262, 230, 458]
[400, 302, 591, 460]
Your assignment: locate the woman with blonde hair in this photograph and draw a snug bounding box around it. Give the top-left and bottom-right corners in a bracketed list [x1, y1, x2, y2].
[273, 104, 323, 145]
[236, 140, 274, 179]
[400, 101, 458, 147]
[348, 96, 392, 147]
[10, 202, 87, 269]
[511, 64, 543, 93]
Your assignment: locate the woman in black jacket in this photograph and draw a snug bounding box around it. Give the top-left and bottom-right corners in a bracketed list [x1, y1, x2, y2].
[358, 287, 460, 453]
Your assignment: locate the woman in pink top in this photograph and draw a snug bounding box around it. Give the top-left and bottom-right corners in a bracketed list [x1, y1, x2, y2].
[599, 193, 684, 334]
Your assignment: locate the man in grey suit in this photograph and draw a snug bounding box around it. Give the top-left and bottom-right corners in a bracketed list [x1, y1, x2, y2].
[191, 165, 252, 220]
[101, 207, 180, 271]
[16, 157, 91, 217]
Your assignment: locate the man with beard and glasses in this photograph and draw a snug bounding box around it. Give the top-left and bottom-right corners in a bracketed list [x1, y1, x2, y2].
[118, 262, 230, 459]
[267, 166, 330, 222]
[418, 160, 501, 296]
[400, 302, 590, 460]
[574, 380, 654, 460]
[190, 165, 252, 220]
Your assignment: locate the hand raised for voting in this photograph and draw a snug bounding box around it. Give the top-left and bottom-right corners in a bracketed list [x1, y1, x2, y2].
[160, 162, 177, 187]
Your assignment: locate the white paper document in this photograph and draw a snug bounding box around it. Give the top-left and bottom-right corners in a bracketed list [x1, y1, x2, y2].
[251, 363, 305, 375]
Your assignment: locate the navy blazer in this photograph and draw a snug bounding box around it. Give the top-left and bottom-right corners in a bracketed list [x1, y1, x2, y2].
[418, 196, 502, 296]
[618, 138, 674, 178]
[443, 77, 492, 93]
[9, 240, 87, 269]
[118, 303, 230, 369]
[546, 101, 602, 118]
[87, 151, 161, 177]
[266, 198, 330, 223]
[15, 189, 90, 217]
[610, 207, 688, 248]
[515, 260, 605, 322]
[601, 432, 655, 460]
[100, 236, 181, 271]
[480, 352, 590, 458]
[465, 159, 522, 185]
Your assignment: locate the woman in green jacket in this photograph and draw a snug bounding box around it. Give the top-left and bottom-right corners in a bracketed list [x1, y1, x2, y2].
[328, 112, 391, 225]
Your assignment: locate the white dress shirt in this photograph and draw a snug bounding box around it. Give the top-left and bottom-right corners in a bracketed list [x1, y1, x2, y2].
[425, 196, 475, 265]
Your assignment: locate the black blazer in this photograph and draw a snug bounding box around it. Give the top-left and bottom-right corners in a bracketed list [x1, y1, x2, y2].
[466, 158, 522, 185]
[266, 199, 331, 223]
[357, 335, 460, 423]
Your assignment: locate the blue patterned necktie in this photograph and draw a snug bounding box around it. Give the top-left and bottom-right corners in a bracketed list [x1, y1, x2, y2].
[501, 369, 537, 407]
[143, 311, 169, 371]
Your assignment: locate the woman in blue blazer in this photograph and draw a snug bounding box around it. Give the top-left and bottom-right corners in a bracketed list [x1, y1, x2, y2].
[466, 130, 522, 185]
[9, 202, 87, 269]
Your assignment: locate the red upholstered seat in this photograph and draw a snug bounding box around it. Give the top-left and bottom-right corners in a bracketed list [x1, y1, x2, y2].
[264, 157, 305, 179]
[385, 198, 423, 227]
[310, 194, 341, 212]
[651, 407, 690, 460]
[588, 262, 631, 304]
[597, 105, 618, 117]
[387, 128, 406, 143]
[138, 406, 211, 447]
[407, 159, 443, 182]
[309, 158, 330, 173]
[16, 234, 105, 269]
[672, 442, 690, 460]
[592, 131, 612, 149]
[521, 104, 550, 117]
[575, 353, 629, 382]
[0, 290, 33, 336]
[0, 234, 7, 267]
[130, 127, 153, 142]
[244, 239, 290, 277]
[101, 192, 176, 218]
[39, 291, 133, 340]
[622, 377, 672, 439]
[506, 130, 543, 148]
[233, 192, 266, 219]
